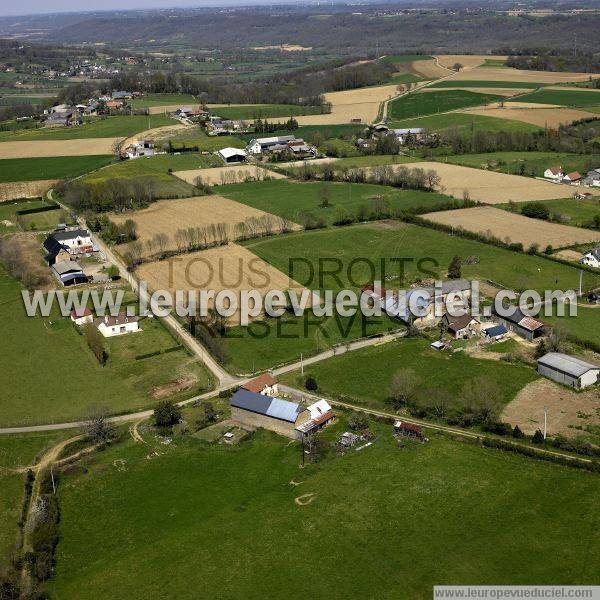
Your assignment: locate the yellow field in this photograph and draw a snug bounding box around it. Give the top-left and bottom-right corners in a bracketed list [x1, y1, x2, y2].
[410, 59, 453, 80]
[137, 244, 311, 325]
[422, 206, 600, 247]
[0, 138, 122, 159]
[110, 195, 298, 257]
[120, 124, 188, 149]
[462, 104, 597, 128]
[294, 84, 400, 125]
[174, 165, 286, 186]
[0, 180, 58, 202]
[399, 161, 576, 203]
[450, 66, 599, 83]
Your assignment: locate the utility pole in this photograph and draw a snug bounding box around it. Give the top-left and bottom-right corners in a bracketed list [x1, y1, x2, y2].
[543, 406, 548, 440]
[579, 270, 583, 297]
[50, 465, 56, 495]
[300, 352, 304, 377]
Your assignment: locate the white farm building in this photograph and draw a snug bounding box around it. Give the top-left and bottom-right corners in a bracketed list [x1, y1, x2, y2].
[537, 352, 600, 389]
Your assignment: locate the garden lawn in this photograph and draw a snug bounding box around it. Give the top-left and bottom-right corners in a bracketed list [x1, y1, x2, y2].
[440, 152, 600, 180]
[47, 429, 600, 599]
[0, 115, 175, 141]
[389, 112, 541, 134]
[218, 179, 456, 226]
[242, 223, 600, 294]
[0, 473, 22, 564]
[0, 155, 116, 182]
[389, 90, 502, 121]
[509, 88, 600, 108]
[544, 305, 600, 348]
[384, 54, 433, 63]
[223, 312, 401, 374]
[0, 270, 213, 427]
[281, 337, 538, 412]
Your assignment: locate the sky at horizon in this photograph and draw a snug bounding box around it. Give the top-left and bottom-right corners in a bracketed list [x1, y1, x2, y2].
[0, 0, 318, 18]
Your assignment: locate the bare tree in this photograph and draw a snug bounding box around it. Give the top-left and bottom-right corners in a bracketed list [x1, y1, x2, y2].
[389, 368, 421, 410]
[86, 407, 116, 446]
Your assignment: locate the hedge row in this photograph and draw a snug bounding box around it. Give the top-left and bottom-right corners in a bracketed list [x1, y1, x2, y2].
[15, 202, 59, 216]
[135, 344, 183, 360]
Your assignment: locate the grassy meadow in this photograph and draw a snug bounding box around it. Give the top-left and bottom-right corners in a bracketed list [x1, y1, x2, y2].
[430, 80, 543, 89]
[213, 104, 330, 120]
[0, 115, 175, 141]
[388, 90, 502, 121]
[0, 270, 213, 427]
[510, 88, 600, 108]
[46, 428, 600, 599]
[439, 151, 600, 179]
[218, 179, 457, 226]
[243, 223, 600, 294]
[502, 197, 600, 228]
[389, 112, 541, 134]
[281, 337, 538, 412]
[130, 93, 197, 108]
[0, 155, 116, 183]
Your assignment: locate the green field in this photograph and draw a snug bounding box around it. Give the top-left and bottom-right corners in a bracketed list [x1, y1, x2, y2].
[482, 58, 508, 67]
[502, 197, 600, 228]
[543, 304, 600, 347]
[237, 124, 365, 145]
[224, 312, 401, 374]
[391, 73, 424, 84]
[218, 179, 456, 226]
[0, 270, 213, 427]
[0, 155, 116, 182]
[130, 93, 197, 108]
[282, 337, 538, 412]
[0, 115, 175, 141]
[81, 152, 221, 197]
[430, 80, 542, 89]
[214, 104, 330, 120]
[384, 54, 433, 63]
[0, 95, 53, 106]
[439, 151, 600, 179]
[509, 88, 600, 108]
[0, 472, 22, 563]
[389, 90, 502, 121]
[47, 428, 600, 599]
[243, 223, 600, 294]
[389, 112, 541, 134]
[166, 127, 246, 152]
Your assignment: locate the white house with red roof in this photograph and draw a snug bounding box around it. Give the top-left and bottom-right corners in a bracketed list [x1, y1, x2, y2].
[70, 307, 93, 326]
[544, 166, 564, 181]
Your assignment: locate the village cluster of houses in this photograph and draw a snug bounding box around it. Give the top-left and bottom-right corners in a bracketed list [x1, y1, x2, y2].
[43, 225, 95, 286]
[356, 124, 430, 151]
[246, 135, 317, 158]
[544, 165, 600, 187]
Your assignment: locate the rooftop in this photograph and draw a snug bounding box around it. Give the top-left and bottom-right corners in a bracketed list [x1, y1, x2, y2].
[538, 352, 600, 377]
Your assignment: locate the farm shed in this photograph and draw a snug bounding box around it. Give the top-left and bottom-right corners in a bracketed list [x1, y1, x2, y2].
[296, 400, 335, 436]
[484, 324, 508, 341]
[537, 352, 600, 389]
[217, 147, 247, 163]
[241, 373, 279, 396]
[230, 389, 310, 439]
[492, 307, 545, 341]
[52, 260, 88, 286]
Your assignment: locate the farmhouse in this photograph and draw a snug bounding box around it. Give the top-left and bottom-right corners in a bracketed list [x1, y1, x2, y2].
[544, 166, 564, 181]
[442, 313, 480, 338]
[491, 307, 545, 341]
[43, 236, 71, 266]
[217, 147, 247, 163]
[105, 100, 124, 110]
[70, 307, 93, 326]
[537, 352, 600, 389]
[122, 140, 155, 159]
[95, 313, 140, 337]
[241, 373, 279, 396]
[580, 246, 600, 268]
[112, 91, 134, 100]
[52, 260, 88, 286]
[389, 128, 426, 144]
[362, 279, 472, 327]
[230, 389, 310, 439]
[296, 399, 335, 436]
[583, 168, 600, 187]
[563, 171, 582, 185]
[50, 228, 93, 255]
[245, 135, 314, 156]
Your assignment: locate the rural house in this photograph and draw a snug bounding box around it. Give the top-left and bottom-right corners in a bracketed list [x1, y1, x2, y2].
[217, 147, 247, 163]
[42, 236, 71, 266]
[70, 307, 93, 326]
[242, 373, 279, 396]
[122, 139, 155, 159]
[52, 260, 88, 286]
[580, 246, 600, 268]
[111, 91, 134, 100]
[296, 399, 335, 436]
[491, 307, 545, 341]
[44, 228, 93, 256]
[245, 135, 314, 156]
[544, 166, 563, 181]
[583, 168, 600, 187]
[389, 128, 426, 144]
[442, 313, 480, 338]
[95, 314, 140, 337]
[563, 171, 582, 185]
[230, 389, 310, 439]
[537, 352, 600, 389]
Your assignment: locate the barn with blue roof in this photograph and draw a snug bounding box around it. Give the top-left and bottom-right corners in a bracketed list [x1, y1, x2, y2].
[230, 388, 310, 439]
